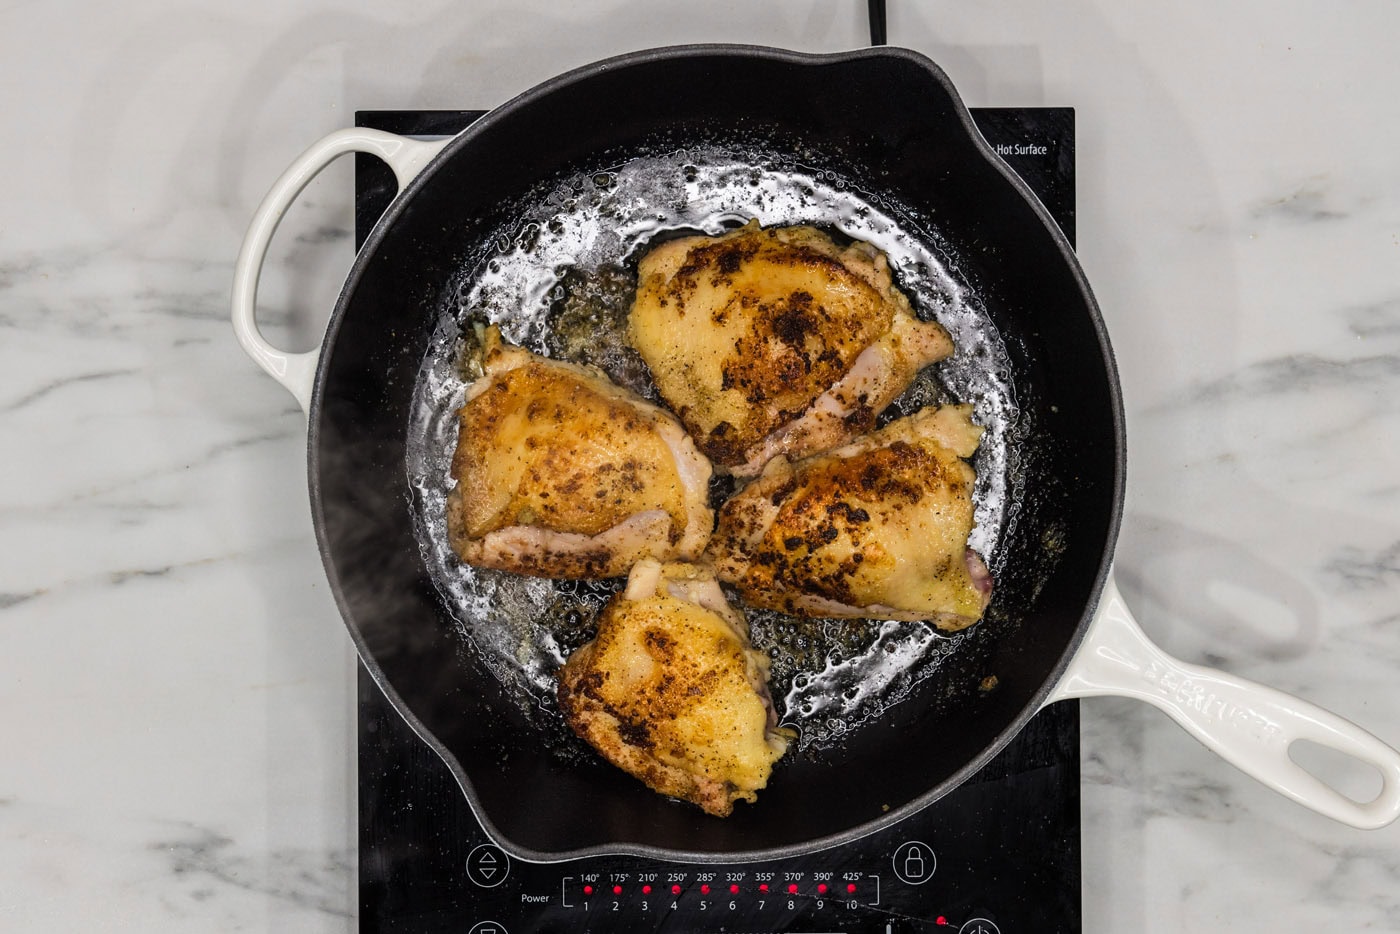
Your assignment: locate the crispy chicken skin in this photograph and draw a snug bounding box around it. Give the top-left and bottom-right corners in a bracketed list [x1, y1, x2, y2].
[446, 327, 713, 578]
[628, 221, 953, 476]
[556, 561, 792, 816]
[707, 405, 994, 630]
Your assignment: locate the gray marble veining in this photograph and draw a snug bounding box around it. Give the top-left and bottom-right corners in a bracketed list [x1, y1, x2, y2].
[2, 2, 1398, 932]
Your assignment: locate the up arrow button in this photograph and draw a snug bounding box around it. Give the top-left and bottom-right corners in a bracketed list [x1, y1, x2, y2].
[467, 844, 510, 888]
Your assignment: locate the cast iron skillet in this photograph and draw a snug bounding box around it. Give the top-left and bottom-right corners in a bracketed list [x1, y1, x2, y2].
[232, 45, 1400, 861]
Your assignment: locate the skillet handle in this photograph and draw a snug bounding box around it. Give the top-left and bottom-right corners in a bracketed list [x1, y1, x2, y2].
[231, 128, 449, 413]
[1046, 573, 1400, 829]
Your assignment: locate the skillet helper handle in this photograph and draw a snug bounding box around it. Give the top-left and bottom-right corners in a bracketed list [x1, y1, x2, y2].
[231, 128, 448, 413]
[1049, 575, 1400, 829]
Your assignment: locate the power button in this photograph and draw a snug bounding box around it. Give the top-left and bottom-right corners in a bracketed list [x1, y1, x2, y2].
[959, 919, 1000, 934]
[891, 840, 936, 884]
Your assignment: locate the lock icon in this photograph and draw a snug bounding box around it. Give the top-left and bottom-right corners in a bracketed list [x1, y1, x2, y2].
[893, 841, 936, 883]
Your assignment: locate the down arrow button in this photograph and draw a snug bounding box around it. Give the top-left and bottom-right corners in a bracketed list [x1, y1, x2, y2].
[466, 844, 510, 888]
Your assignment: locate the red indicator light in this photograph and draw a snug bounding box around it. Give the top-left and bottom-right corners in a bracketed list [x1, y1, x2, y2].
[671, 884, 682, 895]
[642, 885, 652, 894]
[787, 883, 798, 894]
[612, 885, 622, 895]
[847, 883, 857, 893]
[936, 917, 949, 926]
[817, 883, 828, 894]
[729, 884, 740, 894]
[700, 884, 711, 894]
[759, 883, 769, 893]
[583, 885, 593, 895]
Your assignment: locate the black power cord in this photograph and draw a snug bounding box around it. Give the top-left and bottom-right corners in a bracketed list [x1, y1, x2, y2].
[868, 0, 887, 45]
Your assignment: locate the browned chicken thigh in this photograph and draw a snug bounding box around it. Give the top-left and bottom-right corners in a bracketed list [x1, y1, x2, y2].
[707, 404, 993, 630]
[628, 221, 953, 476]
[557, 560, 792, 816]
[447, 327, 713, 578]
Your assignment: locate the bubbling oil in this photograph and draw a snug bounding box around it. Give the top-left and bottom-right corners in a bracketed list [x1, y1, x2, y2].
[406, 145, 1019, 751]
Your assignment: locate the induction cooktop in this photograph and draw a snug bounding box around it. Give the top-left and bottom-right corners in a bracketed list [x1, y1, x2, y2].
[353, 106, 1081, 934]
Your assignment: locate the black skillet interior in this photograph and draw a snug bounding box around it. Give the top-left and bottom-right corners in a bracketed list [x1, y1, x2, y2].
[309, 46, 1123, 861]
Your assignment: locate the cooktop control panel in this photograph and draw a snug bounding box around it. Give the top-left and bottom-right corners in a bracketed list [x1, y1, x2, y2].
[448, 837, 1014, 933]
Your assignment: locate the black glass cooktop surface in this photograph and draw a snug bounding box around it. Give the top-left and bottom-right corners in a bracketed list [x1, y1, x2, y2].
[354, 106, 1080, 934]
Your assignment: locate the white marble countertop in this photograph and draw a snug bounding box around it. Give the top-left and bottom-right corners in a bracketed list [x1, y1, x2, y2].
[4, 1, 1399, 930]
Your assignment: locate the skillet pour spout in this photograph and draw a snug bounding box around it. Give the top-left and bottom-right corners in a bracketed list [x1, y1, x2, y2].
[232, 44, 1400, 861]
